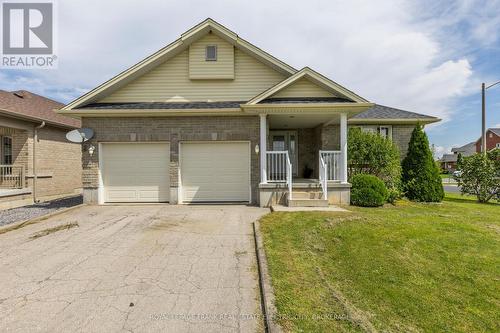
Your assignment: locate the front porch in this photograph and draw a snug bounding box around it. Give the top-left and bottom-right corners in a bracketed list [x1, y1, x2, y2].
[257, 113, 351, 207]
[0, 126, 31, 209]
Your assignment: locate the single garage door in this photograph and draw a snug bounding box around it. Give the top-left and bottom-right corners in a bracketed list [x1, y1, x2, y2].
[181, 142, 250, 202]
[101, 143, 170, 202]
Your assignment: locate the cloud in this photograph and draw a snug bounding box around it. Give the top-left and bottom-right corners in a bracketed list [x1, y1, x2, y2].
[1, 0, 498, 124]
[433, 145, 452, 159]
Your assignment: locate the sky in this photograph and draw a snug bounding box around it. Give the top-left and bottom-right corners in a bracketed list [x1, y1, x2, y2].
[1, 0, 499, 157]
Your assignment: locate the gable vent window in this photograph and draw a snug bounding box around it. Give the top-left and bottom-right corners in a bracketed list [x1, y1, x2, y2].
[205, 45, 217, 61]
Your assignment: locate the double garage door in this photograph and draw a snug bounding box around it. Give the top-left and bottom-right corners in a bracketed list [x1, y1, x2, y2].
[101, 142, 250, 203]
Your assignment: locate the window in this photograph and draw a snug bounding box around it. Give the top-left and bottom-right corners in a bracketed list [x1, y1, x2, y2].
[205, 45, 217, 61]
[1, 136, 12, 164]
[378, 126, 391, 139]
[496, 143, 500, 149]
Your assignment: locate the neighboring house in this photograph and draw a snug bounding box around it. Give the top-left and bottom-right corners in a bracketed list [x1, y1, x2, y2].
[0, 90, 82, 210]
[58, 19, 439, 207]
[475, 128, 500, 152]
[439, 141, 476, 172]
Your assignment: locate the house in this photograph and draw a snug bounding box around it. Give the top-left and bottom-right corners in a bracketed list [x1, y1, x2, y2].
[58, 19, 439, 207]
[0, 90, 82, 210]
[439, 141, 476, 172]
[475, 128, 500, 152]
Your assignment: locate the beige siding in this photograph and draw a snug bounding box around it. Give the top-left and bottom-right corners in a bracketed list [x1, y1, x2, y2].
[100, 49, 286, 103]
[273, 78, 336, 98]
[189, 34, 234, 79]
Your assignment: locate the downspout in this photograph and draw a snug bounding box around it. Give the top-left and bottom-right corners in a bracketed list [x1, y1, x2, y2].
[33, 121, 45, 203]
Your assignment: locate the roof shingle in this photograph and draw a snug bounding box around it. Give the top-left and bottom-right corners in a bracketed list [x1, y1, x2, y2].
[352, 104, 438, 120]
[0, 90, 80, 128]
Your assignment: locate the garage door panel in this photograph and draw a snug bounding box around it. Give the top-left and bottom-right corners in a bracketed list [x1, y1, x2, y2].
[181, 142, 250, 202]
[102, 143, 170, 203]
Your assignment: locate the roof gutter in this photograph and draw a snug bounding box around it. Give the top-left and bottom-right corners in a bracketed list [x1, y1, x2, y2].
[0, 109, 79, 129]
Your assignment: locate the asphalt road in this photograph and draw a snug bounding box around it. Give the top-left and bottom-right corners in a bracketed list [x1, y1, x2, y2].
[443, 184, 461, 194]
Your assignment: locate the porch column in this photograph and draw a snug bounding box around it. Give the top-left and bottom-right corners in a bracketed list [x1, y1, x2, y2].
[259, 114, 267, 183]
[340, 113, 348, 183]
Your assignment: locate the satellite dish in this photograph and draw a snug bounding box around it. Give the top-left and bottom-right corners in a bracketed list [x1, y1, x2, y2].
[66, 128, 94, 143]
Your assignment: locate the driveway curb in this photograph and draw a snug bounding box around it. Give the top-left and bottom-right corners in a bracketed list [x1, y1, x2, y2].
[253, 220, 283, 333]
[0, 204, 86, 235]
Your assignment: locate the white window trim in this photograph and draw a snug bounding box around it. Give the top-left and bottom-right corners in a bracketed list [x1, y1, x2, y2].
[349, 125, 392, 139]
[205, 45, 217, 61]
[1, 135, 13, 165]
[496, 143, 500, 148]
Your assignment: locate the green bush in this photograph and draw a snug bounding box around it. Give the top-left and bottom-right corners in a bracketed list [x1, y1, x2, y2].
[348, 128, 402, 193]
[402, 125, 444, 202]
[351, 174, 388, 207]
[456, 150, 500, 203]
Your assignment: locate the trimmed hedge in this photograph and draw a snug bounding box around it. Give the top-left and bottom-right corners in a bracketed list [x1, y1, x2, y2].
[351, 174, 388, 207]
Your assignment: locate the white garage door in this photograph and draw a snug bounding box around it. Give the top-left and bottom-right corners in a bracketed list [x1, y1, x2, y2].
[101, 143, 170, 203]
[181, 142, 250, 202]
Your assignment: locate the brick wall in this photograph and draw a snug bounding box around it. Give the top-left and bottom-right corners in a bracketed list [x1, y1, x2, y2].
[81, 116, 260, 204]
[320, 124, 416, 160]
[1, 123, 82, 202]
[475, 130, 500, 152]
[34, 125, 82, 199]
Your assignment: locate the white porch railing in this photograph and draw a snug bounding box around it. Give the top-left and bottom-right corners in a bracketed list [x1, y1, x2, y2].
[319, 151, 341, 181]
[319, 153, 328, 200]
[0, 165, 25, 189]
[266, 151, 292, 199]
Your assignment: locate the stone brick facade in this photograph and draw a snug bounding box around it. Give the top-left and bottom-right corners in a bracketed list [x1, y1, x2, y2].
[1, 121, 82, 209]
[320, 124, 416, 159]
[81, 116, 260, 204]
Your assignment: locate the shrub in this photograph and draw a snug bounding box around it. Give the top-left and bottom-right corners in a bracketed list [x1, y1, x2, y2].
[402, 125, 444, 202]
[350, 174, 388, 207]
[348, 128, 402, 192]
[456, 150, 500, 203]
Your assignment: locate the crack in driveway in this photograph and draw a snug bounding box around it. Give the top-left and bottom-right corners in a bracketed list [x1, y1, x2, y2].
[0, 205, 268, 332]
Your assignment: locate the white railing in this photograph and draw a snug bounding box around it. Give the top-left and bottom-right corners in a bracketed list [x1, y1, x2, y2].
[320, 151, 341, 181]
[319, 153, 328, 200]
[0, 165, 25, 189]
[266, 151, 293, 199]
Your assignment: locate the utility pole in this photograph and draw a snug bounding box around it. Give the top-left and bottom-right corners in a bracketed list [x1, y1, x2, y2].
[481, 80, 500, 155]
[482, 83, 486, 154]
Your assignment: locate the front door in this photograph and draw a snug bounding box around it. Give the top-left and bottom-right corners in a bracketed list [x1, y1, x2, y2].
[270, 130, 298, 176]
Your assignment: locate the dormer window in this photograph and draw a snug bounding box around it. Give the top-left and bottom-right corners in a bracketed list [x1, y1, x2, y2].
[205, 45, 217, 61]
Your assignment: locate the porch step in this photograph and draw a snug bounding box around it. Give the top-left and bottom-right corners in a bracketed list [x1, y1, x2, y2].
[291, 191, 323, 199]
[287, 198, 329, 207]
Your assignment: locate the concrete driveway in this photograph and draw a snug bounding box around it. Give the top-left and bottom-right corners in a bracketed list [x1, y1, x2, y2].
[0, 205, 268, 332]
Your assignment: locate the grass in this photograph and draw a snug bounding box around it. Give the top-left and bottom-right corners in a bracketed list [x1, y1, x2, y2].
[259, 194, 500, 332]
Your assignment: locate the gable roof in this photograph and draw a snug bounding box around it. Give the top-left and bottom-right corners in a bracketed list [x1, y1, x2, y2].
[451, 141, 476, 154]
[350, 104, 440, 124]
[440, 154, 458, 163]
[473, 128, 500, 145]
[489, 128, 500, 137]
[61, 18, 297, 111]
[0, 90, 80, 128]
[246, 67, 368, 104]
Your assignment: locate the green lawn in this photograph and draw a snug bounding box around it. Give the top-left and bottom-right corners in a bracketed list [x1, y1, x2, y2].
[260, 194, 500, 332]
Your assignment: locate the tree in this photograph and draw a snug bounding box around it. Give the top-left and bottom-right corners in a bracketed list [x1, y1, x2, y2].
[456, 150, 500, 203]
[402, 125, 444, 202]
[347, 128, 401, 191]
